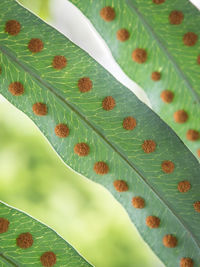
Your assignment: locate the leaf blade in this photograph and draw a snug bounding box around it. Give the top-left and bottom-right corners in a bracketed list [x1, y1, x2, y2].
[0, 202, 92, 266]
[0, 0, 200, 266]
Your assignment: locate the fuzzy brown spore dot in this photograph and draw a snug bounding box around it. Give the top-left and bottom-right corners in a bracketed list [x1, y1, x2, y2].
[16, 232, 33, 249]
[102, 96, 116, 111]
[169, 11, 184, 25]
[113, 180, 128, 192]
[142, 140, 156, 153]
[132, 196, 145, 209]
[183, 32, 198, 46]
[9, 82, 24, 96]
[123, 116, 136, 130]
[163, 234, 177, 248]
[74, 143, 90, 157]
[193, 201, 200, 213]
[55, 124, 69, 138]
[78, 77, 93, 93]
[180, 257, 194, 267]
[186, 129, 199, 141]
[0, 67, 2, 75]
[197, 55, 200, 65]
[116, 29, 130, 42]
[28, 38, 44, 53]
[160, 90, 174, 103]
[132, 48, 147, 64]
[32, 103, 47, 116]
[0, 218, 9, 234]
[151, 71, 161, 81]
[94, 161, 109, 175]
[162, 160, 174, 174]
[100, 6, 115, 22]
[40, 252, 56, 267]
[146, 216, 160, 228]
[178, 181, 191, 193]
[5, 20, 21, 36]
[197, 149, 200, 158]
[52, 56, 67, 70]
[174, 110, 188, 123]
[153, 0, 165, 4]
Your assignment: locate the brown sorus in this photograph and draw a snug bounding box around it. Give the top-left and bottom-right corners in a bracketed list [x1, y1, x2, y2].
[74, 143, 90, 157]
[113, 180, 128, 192]
[40, 252, 56, 267]
[55, 124, 69, 138]
[123, 116, 136, 130]
[180, 257, 193, 267]
[178, 181, 191, 193]
[9, 82, 24, 96]
[102, 96, 116, 111]
[16, 232, 33, 249]
[197, 55, 200, 65]
[78, 77, 93, 93]
[160, 90, 174, 103]
[174, 110, 188, 123]
[132, 48, 147, 64]
[183, 32, 198, 46]
[116, 29, 130, 42]
[28, 38, 44, 53]
[153, 0, 165, 4]
[169, 11, 184, 25]
[163, 234, 177, 248]
[151, 71, 161, 81]
[5, 20, 21, 36]
[197, 149, 200, 158]
[193, 201, 200, 213]
[186, 129, 199, 141]
[146, 216, 160, 228]
[132, 196, 145, 209]
[0, 218, 9, 234]
[142, 140, 156, 153]
[162, 160, 174, 174]
[32, 102, 47, 116]
[100, 6, 115, 22]
[52, 55, 67, 70]
[0, 67, 1, 75]
[94, 161, 109, 175]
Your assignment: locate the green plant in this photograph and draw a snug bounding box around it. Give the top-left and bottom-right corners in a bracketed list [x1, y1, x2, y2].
[0, 0, 199, 266]
[0, 202, 91, 266]
[68, 0, 200, 162]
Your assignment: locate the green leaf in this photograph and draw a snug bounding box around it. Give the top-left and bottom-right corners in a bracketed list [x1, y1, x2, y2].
[0, 202, 92, 266]
[69, 0, 200, 161]
[0, 0, 200, 266]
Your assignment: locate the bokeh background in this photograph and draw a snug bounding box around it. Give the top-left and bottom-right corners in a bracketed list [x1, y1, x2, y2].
[1, 0, 199, 266]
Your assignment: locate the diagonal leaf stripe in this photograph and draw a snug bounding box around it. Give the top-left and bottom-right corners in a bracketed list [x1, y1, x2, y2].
[69, 0, 200, 161]
[0, 0, 200, 266]
[0, 202, 92, 266]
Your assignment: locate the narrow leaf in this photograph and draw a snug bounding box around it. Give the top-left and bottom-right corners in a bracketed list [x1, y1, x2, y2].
[0, 202, 92, 266]
[0, 0, 200, 266]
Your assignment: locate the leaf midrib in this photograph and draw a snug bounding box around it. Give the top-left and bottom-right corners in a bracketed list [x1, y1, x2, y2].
[0, 253, 19, 266]
[0, 43, 199, 251]
[126, 0, 200, 104]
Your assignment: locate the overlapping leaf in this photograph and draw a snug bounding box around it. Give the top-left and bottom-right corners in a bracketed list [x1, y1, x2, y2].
[0, 202, 92, 266]
[0, 0, 200, 266]
[69, 0, 200, 161]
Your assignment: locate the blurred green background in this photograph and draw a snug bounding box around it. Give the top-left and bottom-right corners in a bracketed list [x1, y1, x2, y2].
[1, 1, 163, 266]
